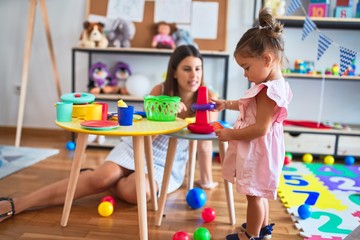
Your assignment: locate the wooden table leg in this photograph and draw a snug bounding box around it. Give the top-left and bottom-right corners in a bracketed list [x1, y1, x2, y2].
[144, 136, 157, 211]
[61, 133, 88, 227]
[155, 137, 178, 226]
[187, 140, 197, 191]
[218, 141, 236, 225]
[133, 136, 148, 240]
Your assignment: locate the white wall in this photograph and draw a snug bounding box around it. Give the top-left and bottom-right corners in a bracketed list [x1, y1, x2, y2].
[0, 0, 359, 131]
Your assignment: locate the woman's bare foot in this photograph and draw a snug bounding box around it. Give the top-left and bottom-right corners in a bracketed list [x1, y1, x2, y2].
[194, 180, 218, 190]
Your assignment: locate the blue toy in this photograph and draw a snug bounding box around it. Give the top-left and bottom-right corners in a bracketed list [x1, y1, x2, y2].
[298, 204, 312, 219]
[186, 188, 207, 209]
[344, 156, 355, 165]
[66, 141, 76, 151]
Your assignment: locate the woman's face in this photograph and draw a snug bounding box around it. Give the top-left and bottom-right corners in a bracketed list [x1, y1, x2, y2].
[174, 56, 203, 93]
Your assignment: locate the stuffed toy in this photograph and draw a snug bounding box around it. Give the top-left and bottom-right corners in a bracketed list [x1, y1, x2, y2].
[88, 62, 118, 94]
[79, 21, 108, 48]
[111, 61, 132, 95]
[151, 21, 175, 49]
[107, 18, 135, 48]
[264, 0, 286, 16]
[172, 28, 198, 48]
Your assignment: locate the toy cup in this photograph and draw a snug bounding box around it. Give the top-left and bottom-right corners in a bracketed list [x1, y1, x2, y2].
[94, 102, 109, 120]
[56, 102, 73, 122]
[85, 104, 102, 121]
[118, 106, 134, 126]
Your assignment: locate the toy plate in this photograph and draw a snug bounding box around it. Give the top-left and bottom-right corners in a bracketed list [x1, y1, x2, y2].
[81, 120, 119, 130]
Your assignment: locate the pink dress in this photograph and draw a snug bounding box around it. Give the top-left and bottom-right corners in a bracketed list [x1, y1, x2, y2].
[222, 78, 293, 199]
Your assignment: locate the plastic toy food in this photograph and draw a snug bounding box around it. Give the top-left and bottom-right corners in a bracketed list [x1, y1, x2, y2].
[117, 99, 128, 107]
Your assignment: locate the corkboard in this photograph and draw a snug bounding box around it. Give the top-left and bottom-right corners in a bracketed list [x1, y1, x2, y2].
[86, 0, 228, 51]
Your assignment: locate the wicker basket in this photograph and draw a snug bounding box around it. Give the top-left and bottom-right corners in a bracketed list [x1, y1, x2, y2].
[144, 95, 180, 121]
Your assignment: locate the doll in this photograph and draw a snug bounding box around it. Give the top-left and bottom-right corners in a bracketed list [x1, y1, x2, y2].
[111, 61, 132, 95]
[88, 62, 118, 94]
[151, 21, 175, 49]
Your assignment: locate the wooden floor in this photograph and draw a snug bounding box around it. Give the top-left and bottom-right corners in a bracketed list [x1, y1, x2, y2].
[0, 128, 302, 240]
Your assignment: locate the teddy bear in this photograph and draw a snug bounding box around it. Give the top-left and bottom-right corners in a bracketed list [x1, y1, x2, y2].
[172, 28, 198, 48]
[107, 18, 135, 48]
[88, 62, 118, 94]
[79, 21, 108, 48]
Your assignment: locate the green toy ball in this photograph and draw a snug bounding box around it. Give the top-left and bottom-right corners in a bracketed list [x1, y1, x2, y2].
[193, 227, 211, 240]
[302, 153, 313, 163]
[324, 155, 335, 165]
[285, 152, 293, 159]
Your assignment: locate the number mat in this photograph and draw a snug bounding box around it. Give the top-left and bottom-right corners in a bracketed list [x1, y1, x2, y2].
[278, 161, 360, 239]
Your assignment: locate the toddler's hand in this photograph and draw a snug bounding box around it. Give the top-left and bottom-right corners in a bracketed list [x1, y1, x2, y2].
[215, 128, 232, 142]
[210, 99, 226, 112]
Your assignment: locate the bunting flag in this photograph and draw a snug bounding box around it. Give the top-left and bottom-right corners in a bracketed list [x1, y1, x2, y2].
[339, 46, 357, 76]
[302, 17, 316, 41]
[286, 0, 302, 16]
[317, 33, 333, 61]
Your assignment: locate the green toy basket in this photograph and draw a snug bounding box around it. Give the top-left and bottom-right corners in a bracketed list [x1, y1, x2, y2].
[144, 95, 180, 121]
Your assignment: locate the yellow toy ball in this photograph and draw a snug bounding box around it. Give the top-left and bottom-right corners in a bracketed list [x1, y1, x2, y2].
[302, 153, 313, 163]
[324, 155, 335, 165]
[98, 201, 114, 217]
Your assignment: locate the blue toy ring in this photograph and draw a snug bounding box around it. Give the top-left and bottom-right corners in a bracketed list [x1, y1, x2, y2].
[60, 92, 95, 104]
[191, 102, 216, 111]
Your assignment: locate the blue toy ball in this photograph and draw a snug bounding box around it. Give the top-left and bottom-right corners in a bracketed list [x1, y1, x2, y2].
[186, 188, 207, 209]
[298, 204, 312, 219]
[66, 141, 76, 151]
[344, 156, 355, 166]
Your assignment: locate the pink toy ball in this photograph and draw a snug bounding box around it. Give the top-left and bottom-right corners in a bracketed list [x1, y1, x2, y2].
[202, 207, 216, 223]
[101, 195, 115, 206]
[284, 156, 292, 165]
[172, 231, 191, 240]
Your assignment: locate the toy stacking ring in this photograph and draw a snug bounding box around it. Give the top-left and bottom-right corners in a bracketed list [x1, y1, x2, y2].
[60, 92, 95, 104]
[191, 102, 216, 112]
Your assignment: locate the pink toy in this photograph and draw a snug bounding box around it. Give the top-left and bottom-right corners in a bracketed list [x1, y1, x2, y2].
[101, 195, 115, 206]
[172, 231, 191, 240]
[187, 86, 214, 134]
[202, 207, 216, 223]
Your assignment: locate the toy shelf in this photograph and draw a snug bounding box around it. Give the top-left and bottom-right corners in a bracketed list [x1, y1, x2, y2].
[275, 16, 360, 30]
[284, 73, 360, 81]
[71, 46, 230, 148]
[284, 125, 360, 157]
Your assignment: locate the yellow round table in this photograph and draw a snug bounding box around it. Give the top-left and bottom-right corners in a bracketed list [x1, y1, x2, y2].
[56, 118, 188, 240]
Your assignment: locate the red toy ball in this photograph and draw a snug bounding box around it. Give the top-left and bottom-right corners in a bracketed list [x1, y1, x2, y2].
[201, 207, 216, 223]
[172, 231, 190, 240]
[101, 195, 115, 206]
[284, 156, 292, 165]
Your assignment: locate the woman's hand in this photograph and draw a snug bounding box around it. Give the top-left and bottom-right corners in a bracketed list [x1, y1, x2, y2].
[210, 99, 226, 112]
[177, 102, 187, 113]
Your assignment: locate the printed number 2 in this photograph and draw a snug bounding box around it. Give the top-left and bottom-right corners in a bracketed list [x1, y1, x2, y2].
[283, 175, 308, 186]
[311, 211, 351, 234]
